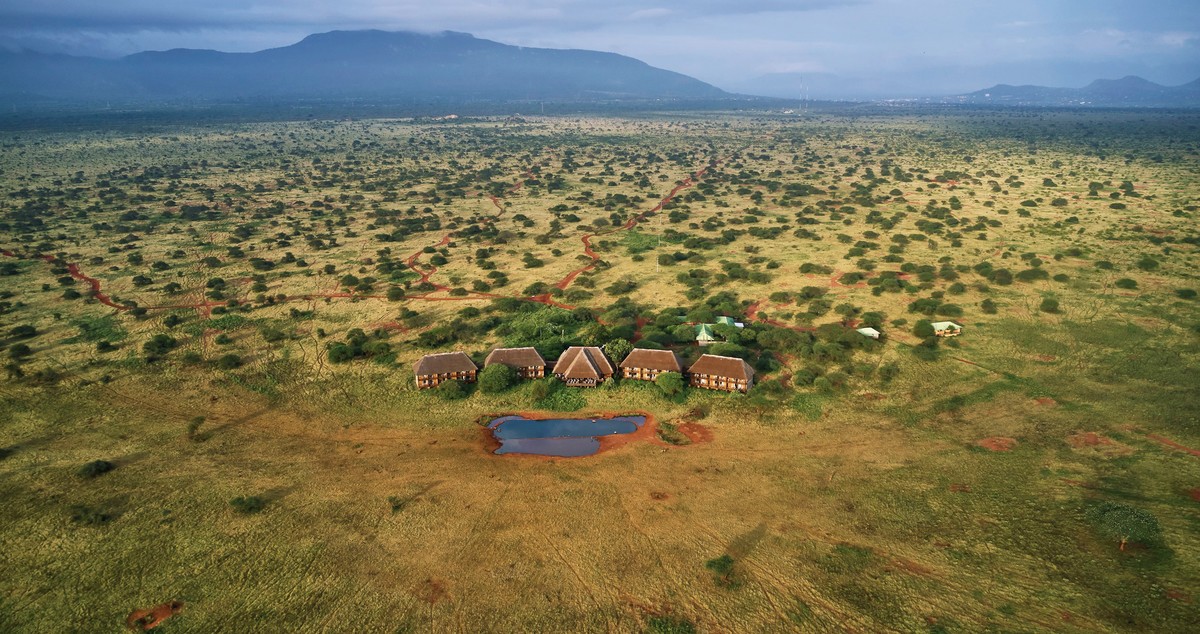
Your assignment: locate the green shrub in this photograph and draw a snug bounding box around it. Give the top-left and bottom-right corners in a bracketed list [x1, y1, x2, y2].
[655, 371, 685, 396]
[1039, 298, 1060, 313]
[478, 364, 518, 394]
[1136, 256, 1160, 271]
[705, 554, 737, 587]
[1115, 278, 1138, 290]
[216, 354, 243, 370]
[435, 379, 469, 400]
[230, 496, 266, 514]
[646, 615, 696, 634]
[70, 505, 112, 526]
[78, 460, 115, 478]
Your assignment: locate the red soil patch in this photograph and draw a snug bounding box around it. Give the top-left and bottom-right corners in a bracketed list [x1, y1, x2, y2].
[949, 483, 972, 493]
[860, 392, 886, 401]
[1067, 432, 1135, 457]
[1067, 432, 1109, 447]
[676, 422, 713, 444]
[1145, 434, 1200, 457]
[1035, 397, 1057, 406]
[1035, 355, 1057, 362]
[649, 491, 670, 501]
[417, 578, 450, 604]
[1189, 488, 1200, 502]
[885, 556, 935, 578]
[1165, 589, 1192, 603]
[125, 601, 183, 631]
[977, 437, 1018, 452]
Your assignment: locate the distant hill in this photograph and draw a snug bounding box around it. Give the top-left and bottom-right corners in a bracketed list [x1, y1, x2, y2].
[0, 30, 727, 105]
[956, 75, 1200, 107]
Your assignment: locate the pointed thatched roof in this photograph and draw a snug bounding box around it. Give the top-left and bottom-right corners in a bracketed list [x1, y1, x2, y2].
[484, 347, 546, 369]
[619, 348, 683, 373]
[413, 351, 477, 375]
[553, 346, 614, 378]
[687, 354, 754, 381]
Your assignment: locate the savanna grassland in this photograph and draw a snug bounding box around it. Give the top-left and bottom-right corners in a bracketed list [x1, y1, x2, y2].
[1, 108, 1198, 632]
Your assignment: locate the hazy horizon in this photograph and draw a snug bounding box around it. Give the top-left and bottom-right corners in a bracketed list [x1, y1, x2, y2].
[2, 1, 1198, 98]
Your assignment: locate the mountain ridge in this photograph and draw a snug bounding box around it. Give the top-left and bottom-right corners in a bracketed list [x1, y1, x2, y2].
[0, 30, 727, 104]
[958, 75, 1199, 107]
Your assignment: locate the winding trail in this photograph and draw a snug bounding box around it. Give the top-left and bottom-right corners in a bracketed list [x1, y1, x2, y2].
[551, 167, 712, 294]
[1, 161, 716, 320]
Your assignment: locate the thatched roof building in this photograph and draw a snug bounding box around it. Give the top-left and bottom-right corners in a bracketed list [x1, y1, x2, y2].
[553, 346, 614, 387]
[484, 347, 547, 378]
[687, 354, 754, 393]
[619, 348, 683, 382]
[413, 351, 478, 389]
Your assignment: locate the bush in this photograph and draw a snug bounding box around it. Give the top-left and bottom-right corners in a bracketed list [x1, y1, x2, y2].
[216, 354, 243, 370]
[142, 334, 178, 358]
[478, 364, 518, 394]
[1115, 278, 1138, 290]
[705, 554, 737, 587]
[655, 371, 685, 397]
[1039, 298, 1060, 313]
[647, 615, 697, 634]
[230, 495, 266, 514]
[70, 505, 112, 526]
[980, 298, 998, 314]
[8, 324, 37, 339]
[78, 460, 115, 478]
[913, 320, 935, 338]
[435, 379, 469, 400]
[1136, 256, 1160, 271]
[1176, 289, 1197, 300]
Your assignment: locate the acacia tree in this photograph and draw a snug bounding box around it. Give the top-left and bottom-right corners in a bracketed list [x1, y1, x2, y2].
[1085, 501, 1161, 551]
[604, 338, 633, 364]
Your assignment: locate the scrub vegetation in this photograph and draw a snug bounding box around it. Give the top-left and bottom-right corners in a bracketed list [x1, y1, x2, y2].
[0, 106, 1198, 631]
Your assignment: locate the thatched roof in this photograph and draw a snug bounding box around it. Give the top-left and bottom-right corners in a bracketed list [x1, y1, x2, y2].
[484, 347, 546, 369]
[687, 354, 754, 381]
[619, 348, 682, 373]
[553, 346, 614, 378]
[413, 351, 477, 375]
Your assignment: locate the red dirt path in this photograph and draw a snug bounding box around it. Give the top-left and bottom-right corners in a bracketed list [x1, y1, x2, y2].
[125, 601, 183, 630]
[1145, 434, 1200, 457]
[977, 437, 1018, 452]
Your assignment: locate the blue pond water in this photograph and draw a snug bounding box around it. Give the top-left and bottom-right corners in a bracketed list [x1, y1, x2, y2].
[488, 415, 646, 457]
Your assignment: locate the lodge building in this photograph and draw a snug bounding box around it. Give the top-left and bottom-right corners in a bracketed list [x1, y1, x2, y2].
[552, 346, 615, 387]
[413, 351, 478, 389]
[483, 347, 547, 379]
[619, 348, 683, 382]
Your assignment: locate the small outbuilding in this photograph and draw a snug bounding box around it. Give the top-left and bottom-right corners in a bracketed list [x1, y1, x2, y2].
[856, 327, 881, 340]
[483, 347, 547, 379]
[930, 321, 963, 337]
[619, 348, 683, 382]
[695, 324, 718, 346]
[414, 351, 478, 389]
[687, 354, 755, 393]
[552, 346, 615, 387]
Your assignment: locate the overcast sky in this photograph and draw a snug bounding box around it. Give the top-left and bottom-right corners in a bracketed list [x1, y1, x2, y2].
[2, 1, 1197, 96]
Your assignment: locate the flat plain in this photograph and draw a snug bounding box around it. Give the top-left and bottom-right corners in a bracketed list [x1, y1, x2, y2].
[1, 108, 1198, 632]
